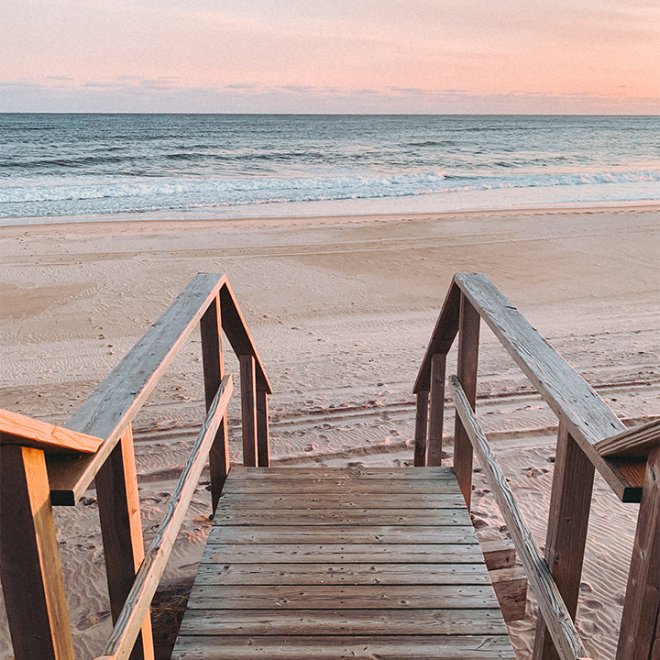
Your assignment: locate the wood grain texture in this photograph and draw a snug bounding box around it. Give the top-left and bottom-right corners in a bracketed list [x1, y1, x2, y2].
[427, 354, 446, 466]
[450, 376, 588, 660]
[453, 272, 636, 501]
[239, 355, 257, 467]
[490, 566, 528, 623]
[172, 635, 515, 659]
[0, 408, 102, 454]
[533, 423, 594, 660]
[95, 425, 154, 660]
[98, 376, 232, 660]
[616, 446, 660, 660]
[48, 273, 226, 505]
[595, 419, 660, 458]
[256, 389, 270, 467]
[194, 562, 492, 586]
[0, 445, 74, 660]
[200, 293, 229, 513]
[414, 389, 429, 467]
[413, 279, 461, 393]
[453, 295, 480, 509]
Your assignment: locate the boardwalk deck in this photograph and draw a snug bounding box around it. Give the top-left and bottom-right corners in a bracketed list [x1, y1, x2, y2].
[172, 466, 515, 659]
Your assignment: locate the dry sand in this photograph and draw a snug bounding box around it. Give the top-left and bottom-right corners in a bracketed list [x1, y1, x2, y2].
[0, 205, 658, 658]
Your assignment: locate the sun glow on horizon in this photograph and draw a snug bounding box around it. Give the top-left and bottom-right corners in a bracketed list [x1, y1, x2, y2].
[1, 0, 658, 114]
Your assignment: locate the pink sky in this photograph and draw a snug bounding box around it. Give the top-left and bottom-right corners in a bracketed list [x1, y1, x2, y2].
[1, 0, 658, 113]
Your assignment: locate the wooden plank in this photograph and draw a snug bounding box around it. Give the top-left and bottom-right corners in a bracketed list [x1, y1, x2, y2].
[413, 279, 461, 393]
[450, 376, 589, 660]
[454, 272, 636, 501]
[177, 608, 508, 636]
[172, 634, 515, 659]
[206, 524, 477, 544]
[414, 390, 429, 466]
[0, 446, 74, 660]
[194, 562, 493, 586]
[482, 539, 517, 570]
[0, 408, 102, 454]
[210, 508, 471, 526]
[239, 355, 257, 467]
[216, 492, 466, 509]
[186, 584, 500, 610]
[221, 480, 461, 495]
[95, 424, 154, 660]
[256, 389, 270, 467]
[200, 293, 229, 513]
[453, 294, 480, 510]
[533, 422, 595, 660]
[427, 354, 446, 466]
[99, 376, 233, 660]
[228, 466, 454, 479]
[202, 543, 485, 564]
[616, 446, 660, 659]
[490, 566, 528, 623]
[47, 272, 227, 505]
[219, 280, 271, 393]
[595, 419, 660, 458]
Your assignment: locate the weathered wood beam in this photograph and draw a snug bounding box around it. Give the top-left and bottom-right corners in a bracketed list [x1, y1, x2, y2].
[454, 272, 637, 502]
[533, 423, 594, 660]
[48, 273, 227, 505]
[240, 355, 258, 467]
[97, 376, 233, 660]
[95, 425, 154, 660]
[427, 354, 446, 466]
[450, 376, 589, 660]
[453, 295, 480, 509]
[256, 389, 270, 467]
[0, 407, 102, 454]
[595, 419, 660, 459]
[200, 294, 229, 512]
[490, 566, 528, 623]
[616, 446, 660, 659]
[413, 390, 429, 467]
[0, 445, 74, 660]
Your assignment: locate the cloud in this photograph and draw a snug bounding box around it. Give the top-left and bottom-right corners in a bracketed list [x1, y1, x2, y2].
[1, 77, 658, 115]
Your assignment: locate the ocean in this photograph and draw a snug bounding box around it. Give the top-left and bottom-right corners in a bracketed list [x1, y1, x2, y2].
[0, 114, 658, 225]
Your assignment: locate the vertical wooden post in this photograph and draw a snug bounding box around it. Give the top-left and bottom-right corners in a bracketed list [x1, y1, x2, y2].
[616, 446, 660, 660]
[200, 294, 230, 511]
[95, 425, 154, 660]
[0, 445, 74, 660]
[453, 295, 480, 509]
[427, 354, 447, 466]
[413, 390, 429, 467]
[256, 389, 270, 467]
[240, 354, 258, 467]
[533, 423, 595, 660]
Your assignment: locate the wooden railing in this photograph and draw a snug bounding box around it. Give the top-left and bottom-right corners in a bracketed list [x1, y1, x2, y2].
[0, 273, 272, 660]
[414, 272, 660, 660]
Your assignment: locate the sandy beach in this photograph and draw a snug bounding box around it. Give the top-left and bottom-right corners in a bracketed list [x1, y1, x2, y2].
[0, 204, 658, 658]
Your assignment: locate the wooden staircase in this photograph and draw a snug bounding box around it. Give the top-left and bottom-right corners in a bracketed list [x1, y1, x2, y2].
[173, 466, 515, 659]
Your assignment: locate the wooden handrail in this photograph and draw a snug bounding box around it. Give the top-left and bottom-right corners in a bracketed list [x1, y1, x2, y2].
[96, 375, 233, 660]
[45, 273, 271, 505]
[414, 272, 642, 502]
[595, 418, 660, 458]
[0, 408, 102, 454]
[450, 376, 590, 660]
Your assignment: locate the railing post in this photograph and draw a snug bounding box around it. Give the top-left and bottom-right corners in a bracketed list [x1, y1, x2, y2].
[616, 446, 660, 659]
[533, 422, 595, 660]
[239, 354, 258, 467]
[0, 445, 74, 660]
[256, 389, 270, 467]
[453, 294, 480, 509]
[413, 390, 429, 466]
[95, 424, 154, 660]
[200, 294, 230, 511]
[427, 354, 447, 466]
